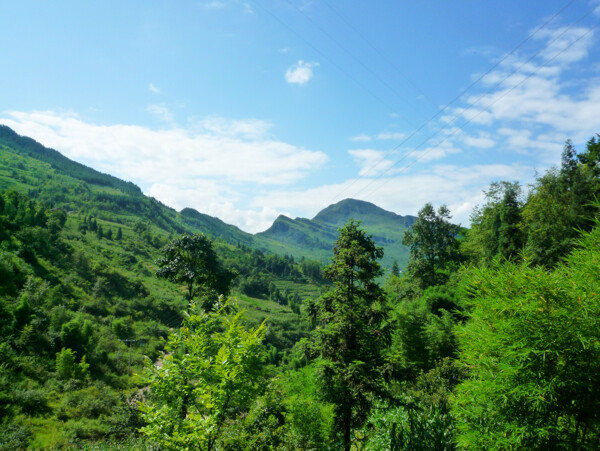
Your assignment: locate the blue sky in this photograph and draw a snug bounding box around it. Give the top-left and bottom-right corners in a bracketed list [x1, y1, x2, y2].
[2, 0, 600, 232]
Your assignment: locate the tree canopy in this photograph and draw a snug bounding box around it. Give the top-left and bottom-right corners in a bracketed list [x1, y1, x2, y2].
[402, 203, 461, 289]
[140, 298, 266, 450]
[156, 233, 236, 308]
[309, 220, 390, 450]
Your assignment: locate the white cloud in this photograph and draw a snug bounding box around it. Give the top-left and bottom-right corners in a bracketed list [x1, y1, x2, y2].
[462, 133, 495, 149]
[147, 104, 173, 123]
[194, 116, 272, 139]
[349, 131, 405, 142]
[253, 163, 534, 227]
[148, 83, 160, 94]
[406, 140, 462, 164]
[535, 26, 595, 65]
[376, 131, 405, 141]
[447, 23, 600, 157]
[348, 149, 396, 177]
[0, 111, 328, 231]
[349, 133, 371, 142]
[285, 60, 318, 85]
[202, 1, 225, 9]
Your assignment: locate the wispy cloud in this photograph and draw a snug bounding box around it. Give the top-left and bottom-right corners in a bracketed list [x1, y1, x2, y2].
[194, 116, 272, 139]
[349, 131, 405, 142]
[148, 83, 160, 94]
[285, 60, 318, 85]
[535, 26, 596, 65]
[445, 23, 600, 160]
[253, 162, 534, 226]
[147, 104, 173, 123]
[0, 111, 328, 232]
[349, 134, 371, 142]
[348, 149, 396, 177]
[201, 1, 226, 10]
[376, 131, 405, 141]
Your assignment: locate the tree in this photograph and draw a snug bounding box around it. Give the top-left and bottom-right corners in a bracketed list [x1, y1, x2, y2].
[402, 203, 461, 289]
[55, 348, 89, 381]
[452, 222, 600, 449]
[464, 181, 524, 265]
[522, 140, 598, 267]
[140, 299, 266, 451]
[391, 259, 400, 277]
[156, 233, 236, 309]
[309, 220, 390, 450]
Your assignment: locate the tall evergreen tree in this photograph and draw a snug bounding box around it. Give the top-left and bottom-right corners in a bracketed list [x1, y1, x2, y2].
[465, 181, 524, 264]
[402, 204, 461, 288]
[522, 139, 599, 267]
[310, 221, 390, 450]
[391, 259, 400, 277]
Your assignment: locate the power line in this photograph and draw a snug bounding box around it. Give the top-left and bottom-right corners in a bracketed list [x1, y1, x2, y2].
[252, 0, 416, 128]
[359, 21, 599, 201]
[323, 0, 580, 206]
[284, 0, 431, 121]
[321, 0, 437, 111]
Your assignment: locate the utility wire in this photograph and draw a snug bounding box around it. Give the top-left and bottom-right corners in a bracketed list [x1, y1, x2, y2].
[353, 6, 596, 201]
[324, 0, 579, 205]
[321, 0, 437, 111]
[359, 22, 599, 200]
[252, 0, 416, 127]
[285, 0, 430, 120]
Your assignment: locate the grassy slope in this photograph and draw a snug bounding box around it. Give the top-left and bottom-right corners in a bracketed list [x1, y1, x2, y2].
[0, 129, 321, 334]
[0, 128, 319, 447]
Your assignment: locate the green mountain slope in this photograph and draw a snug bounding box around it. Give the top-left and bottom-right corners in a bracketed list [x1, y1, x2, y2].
[0, 126, 325, 447]
[257, 199, 416, 270]
[0, 125, 416, 271]
[0, 125, 260, 244]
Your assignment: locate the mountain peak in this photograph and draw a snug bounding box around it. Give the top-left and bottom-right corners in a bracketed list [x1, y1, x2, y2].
[313, 198, 400, 225]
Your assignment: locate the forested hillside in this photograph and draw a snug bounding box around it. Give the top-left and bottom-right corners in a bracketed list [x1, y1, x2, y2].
[2, 128, 600, 450]
[0, 125, 414, 271]
[0, 128, 325, 448]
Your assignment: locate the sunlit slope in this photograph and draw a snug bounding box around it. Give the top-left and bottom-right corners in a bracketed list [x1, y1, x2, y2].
[257, 198, 416, 270]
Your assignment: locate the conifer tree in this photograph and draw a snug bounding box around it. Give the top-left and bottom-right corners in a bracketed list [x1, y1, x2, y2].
[310, 221, 390, 450]
[402, 204, 461, 288]
[391, 259, 400, 277]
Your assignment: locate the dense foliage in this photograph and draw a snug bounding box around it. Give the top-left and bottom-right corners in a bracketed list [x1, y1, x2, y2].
[453, 226, 600, 448]
[308, 221, 390, 450]
[2, 127, 600, 449]
[140, 299, 266, 450]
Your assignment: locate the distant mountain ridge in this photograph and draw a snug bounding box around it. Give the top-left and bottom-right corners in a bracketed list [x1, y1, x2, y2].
[0, 125, 415, 269]
[258, 199, 416, 268]
[0, 125, 141, 194]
